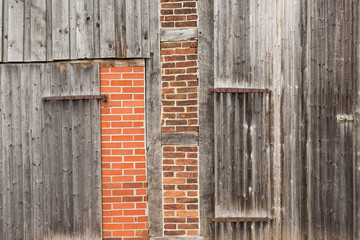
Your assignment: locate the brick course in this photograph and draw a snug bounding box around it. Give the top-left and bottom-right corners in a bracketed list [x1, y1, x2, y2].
[160, 0, 198, 28]
[163, 146, 200, 236]
[101, 66, 149, 239]
[161, 41, 198, 133]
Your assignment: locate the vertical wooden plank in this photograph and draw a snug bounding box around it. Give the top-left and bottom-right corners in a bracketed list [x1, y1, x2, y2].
[71, 68, 84, 238]
[30, 64, 44, 239]
[0, 65, 3, 239]
[69, 0, 77, 59]
[271, 0, 283, 238]
[60, 85, 74, 236]
[0, 0, 3, 61]
[7, 0, 24, 61]
[8, 66, 22, 239]
[126, 0, 142, 58]
[20, 65, 31, 239]
[41, 64, 52, 238]
[93, 0, 101, 58]
[198, 0, 215, 236]
[114, 0, 126, 58]
[52, 0, 70, 60]
[141, 0, 150, 58]
[30, 0, 47, 61]
[75, 0, 94, 59]
[45, 0, 52, 61]
[99, 0, 116, 58]
[50, 65, 65, 237]
[145, 0, 162, 236]
[8, 66, 23, 239]
[90, 64, 102, 238]
[23, 0, 31, 61]
[0, 65, 13, 239]
[2, 0, 9, 62]
[353, 1, 360, 239]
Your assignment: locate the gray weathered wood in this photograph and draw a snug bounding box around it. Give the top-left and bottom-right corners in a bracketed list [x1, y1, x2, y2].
[0, 0, 150, 62]
[161, 133, 199, 146]
[52, 0, 70, 60]
[0, 0, 2, 61]
[99, 0, 116, 58]
[0, 63, 102, 239]
[125, 0, 141, 57]
[145, 0, 162, 237]
[161, 28, 198, 42]
[75, 0, 94, 59]
[7, 0, 24, 61]
[30, 0, 47, 61]
[198, 0, 215, 238]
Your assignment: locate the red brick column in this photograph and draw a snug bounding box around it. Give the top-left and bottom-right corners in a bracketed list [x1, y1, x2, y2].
[160, 0, 199, 238]
[163, 146, 199, 236]
[101, 65, 148, 239]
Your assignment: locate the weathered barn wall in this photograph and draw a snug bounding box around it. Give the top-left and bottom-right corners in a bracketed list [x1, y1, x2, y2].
[0, 63, 102, 239]
[280, 0, 356, 239]
[199, 0, 360, 239]
[0, 0, 149, 62]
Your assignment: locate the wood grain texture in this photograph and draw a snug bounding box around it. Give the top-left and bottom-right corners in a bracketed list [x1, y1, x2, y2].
[0, 0, 150, 62]
[0, 63, 102, 239]
[211, 0, 358, 239]
[145, 0, 162, 237]
[198, 0, 215, 238]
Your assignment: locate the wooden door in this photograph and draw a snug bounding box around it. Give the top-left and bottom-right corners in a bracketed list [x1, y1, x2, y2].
[0, 63, 102, 239]
[213, 91, 272, 240]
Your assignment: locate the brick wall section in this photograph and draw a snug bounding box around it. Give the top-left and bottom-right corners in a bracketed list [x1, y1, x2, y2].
[101, 66, 149, 240]
[160, 0, 197, 28]
[163, 146, 199, 236]
[161, 41, 198, 133]
[161, 0, 199, 237]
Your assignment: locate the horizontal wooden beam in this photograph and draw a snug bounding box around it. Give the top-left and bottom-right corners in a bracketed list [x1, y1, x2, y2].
[161, 28, 198, 42]
[42, 95, 107, 102]
[161, 133, 199, 146]
[208, 88, 272, 94]
[211, 217, 273, 223]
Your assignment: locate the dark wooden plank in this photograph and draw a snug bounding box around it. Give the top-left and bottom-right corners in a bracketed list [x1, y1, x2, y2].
[114, 0, 127, 58]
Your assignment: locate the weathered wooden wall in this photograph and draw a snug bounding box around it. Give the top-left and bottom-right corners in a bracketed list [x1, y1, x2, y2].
[281, 0, 355, 239]
[214, 0, 276, 88]
[0, 63, 102, 239]
[213, 92, 272, 240]
[214, 93, 271, 218]
[0, 0, 149, 62]
[202, 0, 360, 239]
